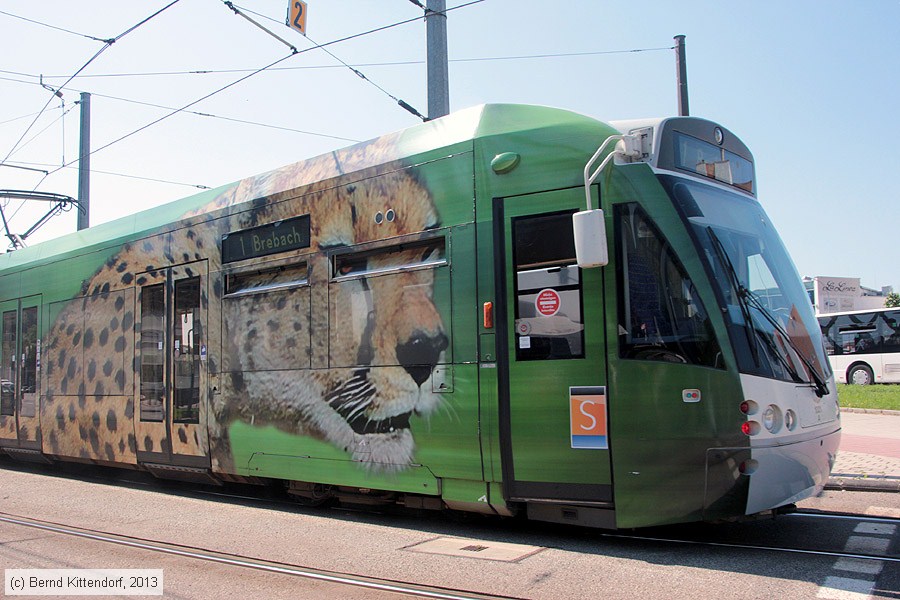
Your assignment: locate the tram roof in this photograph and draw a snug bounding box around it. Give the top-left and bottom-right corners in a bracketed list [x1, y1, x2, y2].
[0, 104, 603, 272]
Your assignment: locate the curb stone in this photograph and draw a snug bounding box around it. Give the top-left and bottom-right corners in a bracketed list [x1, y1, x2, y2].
[840, 407, 900, 416]
[825, 476, 900, 493]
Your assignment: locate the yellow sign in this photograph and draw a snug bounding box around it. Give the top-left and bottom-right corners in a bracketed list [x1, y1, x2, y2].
[287, 0, 307, 35]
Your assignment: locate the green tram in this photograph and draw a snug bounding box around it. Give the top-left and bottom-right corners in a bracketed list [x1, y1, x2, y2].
[0, 104, 839, 529]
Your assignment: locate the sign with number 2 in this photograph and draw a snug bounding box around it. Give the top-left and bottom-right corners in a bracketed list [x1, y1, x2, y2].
[287, 0, 308, 35]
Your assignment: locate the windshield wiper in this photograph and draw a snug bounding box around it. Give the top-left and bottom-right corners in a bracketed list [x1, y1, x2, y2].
[706, 228, 829, 397]
[740, 288, 830, 398]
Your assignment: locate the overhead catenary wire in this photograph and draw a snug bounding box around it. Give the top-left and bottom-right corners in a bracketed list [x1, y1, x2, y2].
[0, 0, 665, 187]
[0, 0, 655, 159]
[90, 91, 363, 143]
[41, 4, 487, 179]
[2, 4, 430, 235]
[7, 160, 212, 190]
[13, 47, 675, 81]
[12, 102, 76, 164]
[2, 0, 494, 229]
[0, 105, 63, 127]
[0, 40, 660, 166]
[42, 52, 300, 179]
[0, 42, 670, 146]
[0, 73, 361, 144]
[230, 1, 489, 119]
[0, 0, 183, 169]
[0, 1, 183, 239]
[0, 8, 114, 43]
[307, 36, 427, 121]
[226, 2, 428, 120]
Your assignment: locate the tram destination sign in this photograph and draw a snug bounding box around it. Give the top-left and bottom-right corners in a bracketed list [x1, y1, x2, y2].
[222, 214, 311, 263]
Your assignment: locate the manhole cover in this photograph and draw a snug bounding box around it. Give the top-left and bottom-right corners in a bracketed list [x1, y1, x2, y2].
[403, 537, 544, 562]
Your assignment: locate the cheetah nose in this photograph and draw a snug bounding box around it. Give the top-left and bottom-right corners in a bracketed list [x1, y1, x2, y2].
[396, 331, 448, 387]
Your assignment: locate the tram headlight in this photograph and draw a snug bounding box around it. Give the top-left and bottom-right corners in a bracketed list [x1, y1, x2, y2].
[784, 409, 797, 431]
[763, 405, 782, 433]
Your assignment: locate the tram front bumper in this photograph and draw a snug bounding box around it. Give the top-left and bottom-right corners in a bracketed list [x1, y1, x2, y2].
[703, 427, 840, 520]
[745, 427, 841, 515]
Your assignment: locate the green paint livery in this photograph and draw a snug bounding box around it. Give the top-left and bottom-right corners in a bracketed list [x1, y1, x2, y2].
[0, 104, 839, 529]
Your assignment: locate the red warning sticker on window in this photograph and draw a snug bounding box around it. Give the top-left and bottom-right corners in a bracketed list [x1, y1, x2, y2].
[535, 288, 561, 316]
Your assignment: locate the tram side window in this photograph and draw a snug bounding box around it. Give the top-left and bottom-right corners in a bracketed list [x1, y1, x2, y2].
[329, 237, 449, 369]
[511, 211, 584, 361]
[20, 307, 37, 418]
[1, 311, 15, 416]
[140, 284, 165, 423]
[222, 261, 312, 373]
[616, 204, 721, 367]
[173, 277, 201, 424]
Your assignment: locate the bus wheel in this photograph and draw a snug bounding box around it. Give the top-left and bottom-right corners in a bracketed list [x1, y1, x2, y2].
[848, 364, 874, 385]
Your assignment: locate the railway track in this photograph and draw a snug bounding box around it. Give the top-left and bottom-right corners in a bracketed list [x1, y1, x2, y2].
[0, 511, 525, 600]
[602, 522, 900, 564]
[791, 510, 900, 526]
[183, 485, 900, 564]
[4, 460, 899, 569]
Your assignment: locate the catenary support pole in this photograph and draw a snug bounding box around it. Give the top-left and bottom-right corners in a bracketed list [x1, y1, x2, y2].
[77, 92, 90, 230]
[426, 0, 450, 120]
[674, 35, 689, 116]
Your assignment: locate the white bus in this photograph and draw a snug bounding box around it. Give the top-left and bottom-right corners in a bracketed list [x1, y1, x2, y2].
[818, 307, 900, 384]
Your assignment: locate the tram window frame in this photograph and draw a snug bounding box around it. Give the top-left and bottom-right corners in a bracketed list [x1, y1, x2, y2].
[221, 256, 313, 373]
[0, 310, 15, 416]
[511, 210, 586, 362]
[225, 261, 309, 298]
[615, 203, 723, 368]
[331, 236, 447, 282]
[139, 283, 166, 423]
[19, 306, 37, 418]
[173, 276, 201, 424]
[327, 234, 449, 369]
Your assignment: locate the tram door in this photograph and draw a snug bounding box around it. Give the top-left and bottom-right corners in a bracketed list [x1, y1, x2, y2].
[0, 296, 41, 450]
[494, 189, 612, 504]
[134, 261, 210, 468]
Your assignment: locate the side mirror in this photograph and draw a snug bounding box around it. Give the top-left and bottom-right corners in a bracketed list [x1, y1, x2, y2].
[573, 209, 608, 268]
[575, 133, 642, 269]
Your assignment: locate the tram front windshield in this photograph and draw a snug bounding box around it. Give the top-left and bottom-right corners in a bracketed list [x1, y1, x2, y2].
[662, 176, 830, 390]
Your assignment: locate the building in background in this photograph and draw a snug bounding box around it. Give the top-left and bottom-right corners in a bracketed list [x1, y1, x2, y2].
[804, 276, 893, 314]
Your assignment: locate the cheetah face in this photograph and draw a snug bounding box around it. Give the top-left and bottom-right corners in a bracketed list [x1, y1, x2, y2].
[325, 258, 448, 441]
[211, 149, 449, 471]
[318, 187, 448, 468]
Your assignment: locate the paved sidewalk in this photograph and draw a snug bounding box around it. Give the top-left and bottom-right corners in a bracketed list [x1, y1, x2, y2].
[826, 409, 900, 492]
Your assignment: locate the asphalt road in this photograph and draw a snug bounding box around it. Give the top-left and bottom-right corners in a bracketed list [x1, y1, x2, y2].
[1, 465, 898, 599]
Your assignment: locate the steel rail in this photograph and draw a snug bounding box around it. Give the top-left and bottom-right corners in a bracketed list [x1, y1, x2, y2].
[0, 512, 525, 600]
[791, 510, 900, 525]
[600, 530, 900, 564]
[5, 463, 899, 567]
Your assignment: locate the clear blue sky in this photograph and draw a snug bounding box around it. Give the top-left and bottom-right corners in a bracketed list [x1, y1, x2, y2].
[1, 1, 898, 291]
